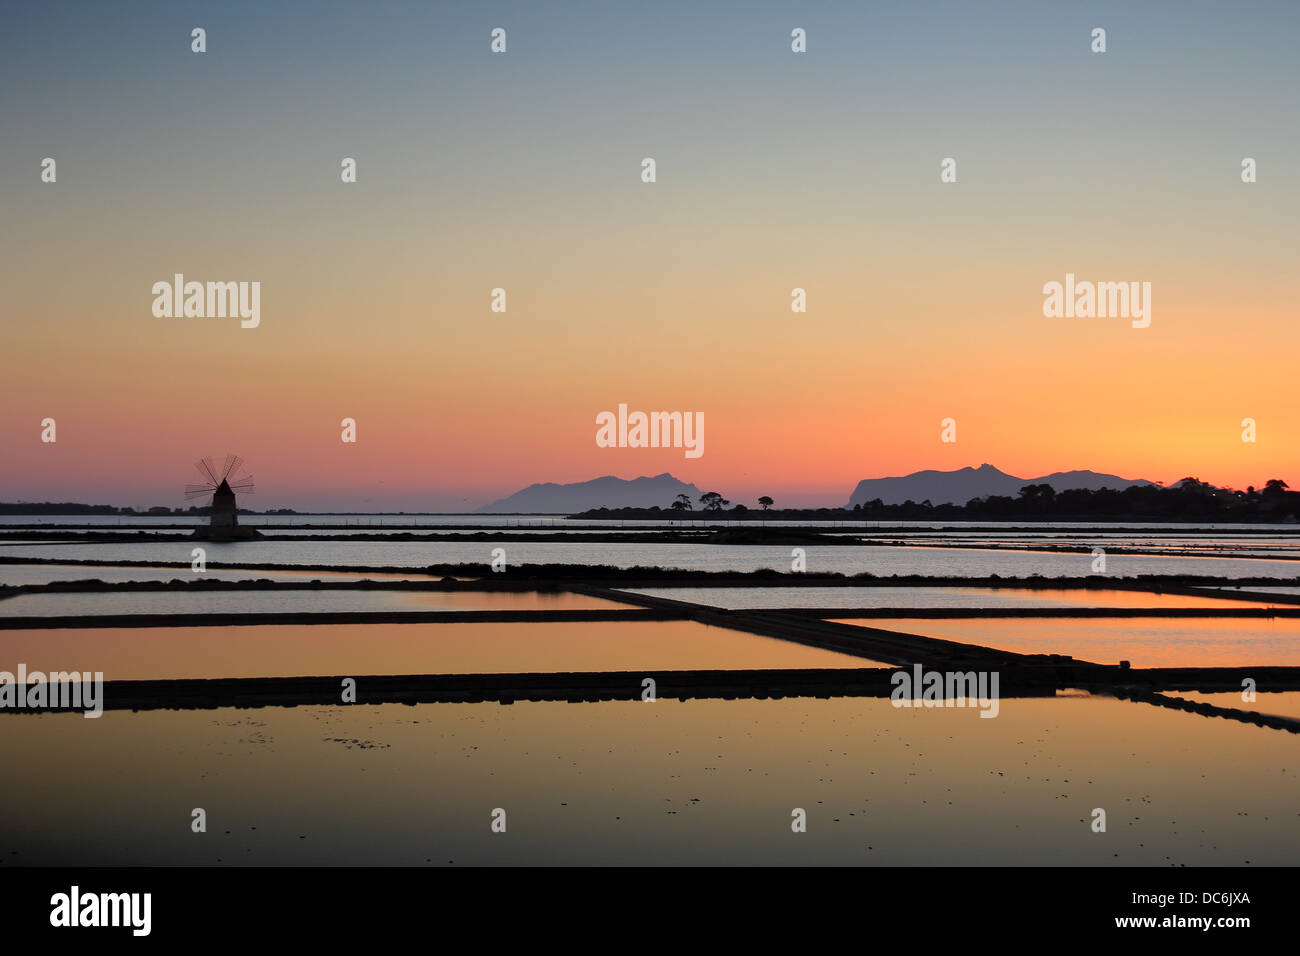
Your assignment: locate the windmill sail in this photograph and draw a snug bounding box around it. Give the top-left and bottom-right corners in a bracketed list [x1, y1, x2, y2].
[185, 454, 259, 542]
[185, 455, 255, 499]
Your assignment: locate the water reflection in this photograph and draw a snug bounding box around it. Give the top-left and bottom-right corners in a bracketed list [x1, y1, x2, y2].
[0, 620, 874, 680]
[0, 694, 1291, 865]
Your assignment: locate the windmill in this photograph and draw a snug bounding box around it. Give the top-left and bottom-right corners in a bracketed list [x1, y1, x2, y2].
[186, 455, 255, 539]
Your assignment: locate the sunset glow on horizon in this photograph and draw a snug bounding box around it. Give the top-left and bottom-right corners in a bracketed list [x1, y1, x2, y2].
[3, 1, 1295, 510]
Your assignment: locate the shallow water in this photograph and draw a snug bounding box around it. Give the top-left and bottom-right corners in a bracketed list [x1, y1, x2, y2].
[0, 695, 1291, 865]
[3, 541, 1297, 577]
[0, 564, 441, 586]
[0, 620, 879, 680]
[0, 588, 628, 618]
[628, 586, 1279, 610]
[2, 523, 1294, 868]
[4, 583, 1277, 618]
[837, 617, 1300, 668]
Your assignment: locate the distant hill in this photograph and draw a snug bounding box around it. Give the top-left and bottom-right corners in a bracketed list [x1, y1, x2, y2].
[845, 464, 1156, 508]
[475, 473, 702, 513]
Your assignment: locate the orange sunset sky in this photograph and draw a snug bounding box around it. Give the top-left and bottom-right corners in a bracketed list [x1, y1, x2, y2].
[1, 2, 1295, 510]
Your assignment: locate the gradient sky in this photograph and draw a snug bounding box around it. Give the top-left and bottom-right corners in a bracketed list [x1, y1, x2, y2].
[2, 0, 1297, 510]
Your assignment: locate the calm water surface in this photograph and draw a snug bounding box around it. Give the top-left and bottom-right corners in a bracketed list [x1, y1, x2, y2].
[4, 541, 1297, 577]
[836, 617, 1300, 667]
[0, 620, 880, 680]
[0, 695, 1291, 865]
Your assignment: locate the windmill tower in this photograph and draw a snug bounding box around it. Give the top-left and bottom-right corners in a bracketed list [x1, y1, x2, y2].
[186, 455, 257, 540]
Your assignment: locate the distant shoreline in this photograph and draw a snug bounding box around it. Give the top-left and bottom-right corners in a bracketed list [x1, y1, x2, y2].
[3, 511, 1299, 526]
[569, 508, 1300, 524]
[5, 474, 1298, 525]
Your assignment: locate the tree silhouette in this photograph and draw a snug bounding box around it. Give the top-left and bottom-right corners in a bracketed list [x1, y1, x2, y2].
[758, 496, 774, 511]
[1018, 483, 1056, 501]
[699, 491, 730, 511]
[670, 493, 693, 511]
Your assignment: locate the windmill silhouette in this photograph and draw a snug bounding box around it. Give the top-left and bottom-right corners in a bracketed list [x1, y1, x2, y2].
[186, 455, 255, 540]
